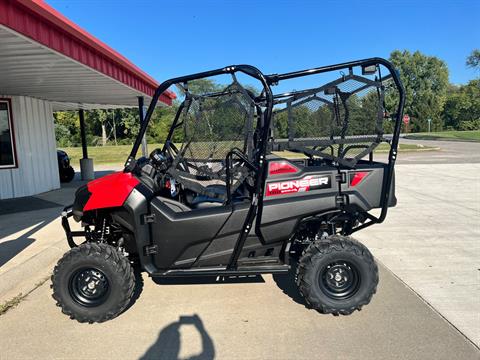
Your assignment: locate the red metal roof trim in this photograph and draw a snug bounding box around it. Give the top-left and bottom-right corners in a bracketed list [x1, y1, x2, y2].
[0, 0, 175, 105]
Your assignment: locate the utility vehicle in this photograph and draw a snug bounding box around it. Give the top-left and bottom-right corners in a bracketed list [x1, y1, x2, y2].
[52, 58, 405, 323]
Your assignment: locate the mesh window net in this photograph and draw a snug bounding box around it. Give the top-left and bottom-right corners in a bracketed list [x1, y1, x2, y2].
[167, 77, 257, 199]
[271, 67, 397, 167]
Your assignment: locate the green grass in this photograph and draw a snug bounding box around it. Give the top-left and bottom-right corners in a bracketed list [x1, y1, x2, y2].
[376, 143, 436, 152]
[61, 142, 436, 166]
[0, 276, 49, 317]
[0, 293, 24, 316]
[61, 143, 162, 166]
[405, 130, 480, 142]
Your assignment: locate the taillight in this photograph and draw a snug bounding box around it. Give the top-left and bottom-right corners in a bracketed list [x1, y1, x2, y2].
[268, 161, 299, 175]
[350, 171, 369, 187]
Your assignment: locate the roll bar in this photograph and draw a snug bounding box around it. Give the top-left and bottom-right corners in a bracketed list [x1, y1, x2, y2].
[267, 57, 405, 230]
[124, 58, 405, 265]
[124, 65, 273, 171]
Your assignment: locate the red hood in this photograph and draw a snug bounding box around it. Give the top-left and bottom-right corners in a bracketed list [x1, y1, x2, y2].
[84, 172, 139, 211]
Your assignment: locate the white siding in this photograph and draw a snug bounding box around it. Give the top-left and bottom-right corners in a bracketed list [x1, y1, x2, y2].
[0, 95, 59, 199]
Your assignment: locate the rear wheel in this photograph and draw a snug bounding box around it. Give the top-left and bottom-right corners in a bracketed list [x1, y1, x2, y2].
[59, 166, 75, 183]
[51, 243, 135, 323]
[296, 235, 378, 315]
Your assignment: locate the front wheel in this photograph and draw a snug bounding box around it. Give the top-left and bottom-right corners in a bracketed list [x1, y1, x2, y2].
[296, 235, 378, 315]
[51, 243, 135, 323]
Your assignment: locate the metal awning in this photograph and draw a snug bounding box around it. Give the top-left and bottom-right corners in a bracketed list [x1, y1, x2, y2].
[0, 0, 175, 110]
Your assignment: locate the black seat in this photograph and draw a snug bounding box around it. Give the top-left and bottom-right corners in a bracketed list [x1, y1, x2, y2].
[189, 185, 226, 209]
[189, 184, 249, 209]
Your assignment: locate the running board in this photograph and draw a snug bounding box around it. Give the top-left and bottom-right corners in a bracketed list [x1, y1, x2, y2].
[150, 264, 290, 277]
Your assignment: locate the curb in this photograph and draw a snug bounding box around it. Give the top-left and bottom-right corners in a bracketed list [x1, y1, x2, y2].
[0, 239, 66, 305]
[404, 136, 479, 143]
[376, 258, 480, 351]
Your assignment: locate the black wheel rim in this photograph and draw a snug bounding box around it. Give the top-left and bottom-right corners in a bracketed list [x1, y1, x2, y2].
[319, 260, 360, 300]
[69, 268, 110, 307]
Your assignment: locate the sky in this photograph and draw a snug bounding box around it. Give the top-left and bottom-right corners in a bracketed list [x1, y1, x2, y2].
[47, 0, 479, 89]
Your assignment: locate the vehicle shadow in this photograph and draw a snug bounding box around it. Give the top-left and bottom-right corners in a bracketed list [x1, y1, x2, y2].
[153, 274, 265, 286]
[272, 263, 308, 307]
[126, 273, 264, 317]
[139, 314, 215, 360]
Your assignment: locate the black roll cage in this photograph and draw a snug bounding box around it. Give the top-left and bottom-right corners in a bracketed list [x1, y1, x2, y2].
[124, 58, 405, 268]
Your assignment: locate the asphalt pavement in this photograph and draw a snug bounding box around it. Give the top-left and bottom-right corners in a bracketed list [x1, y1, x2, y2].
[396, 138, 480, 164]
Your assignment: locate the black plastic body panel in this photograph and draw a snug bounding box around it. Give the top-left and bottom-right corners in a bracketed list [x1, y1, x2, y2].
[257, 194, 337, 241]
[122, 187, 155, 273]
[115, 157, 396, 274]
[340, 164, 397, 209]
[83, 155, 396, 276]
[264, 158, 395, 210]
[149, 197, 234, 269]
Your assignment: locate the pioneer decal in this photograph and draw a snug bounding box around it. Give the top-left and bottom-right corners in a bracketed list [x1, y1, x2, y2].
[266, 175, 331, 196]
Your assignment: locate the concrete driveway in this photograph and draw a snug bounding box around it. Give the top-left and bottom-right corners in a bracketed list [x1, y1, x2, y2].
[357, 163, 480, 347]
[0, 140, 479, 359]
[0, 266, 478, 360]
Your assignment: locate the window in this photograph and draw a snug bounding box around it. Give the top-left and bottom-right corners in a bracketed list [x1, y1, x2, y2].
[0, 99, 17, 168]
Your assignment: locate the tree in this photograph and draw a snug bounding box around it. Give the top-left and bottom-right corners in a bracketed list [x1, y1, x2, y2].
[116, 108, 140, 142]
[389, 50, 449, 132]
[466, 49, 480, 71]
[186, 79, 221, 94]
[54, 111, 81, 146]
[442, 79, 480, 130]
[149, 105, 180, 143]
[86, 110, 108, 145]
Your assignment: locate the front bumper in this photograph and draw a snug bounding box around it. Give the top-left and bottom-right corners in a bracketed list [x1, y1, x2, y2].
[61, 205, 86, 248]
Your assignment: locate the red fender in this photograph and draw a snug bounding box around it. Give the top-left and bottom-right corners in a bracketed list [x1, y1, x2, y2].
[84, 172, 139, 211]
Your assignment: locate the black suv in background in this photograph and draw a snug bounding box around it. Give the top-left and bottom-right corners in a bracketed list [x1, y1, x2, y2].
[57, 150, 75, 183]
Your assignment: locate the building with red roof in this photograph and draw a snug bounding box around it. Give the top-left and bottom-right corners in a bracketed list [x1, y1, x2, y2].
[0, 0, 174, 199]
